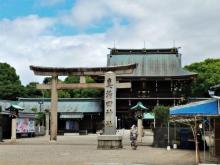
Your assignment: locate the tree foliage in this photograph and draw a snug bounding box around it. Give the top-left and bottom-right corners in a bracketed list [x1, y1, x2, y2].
[153, 106, 169, 127]
[31, 107, 44, 125]
[42, 77, 71, 98]
[35, 112, 45, 125]
[184, 59, 220, 97]
[64, 76, 103, 98]
[65, 76, 79, 84]
[0, 63, 25, 100]
[24, 82, 42, 98]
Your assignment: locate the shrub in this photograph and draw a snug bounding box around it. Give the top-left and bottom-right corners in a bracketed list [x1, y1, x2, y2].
[153, 106, 170, 127]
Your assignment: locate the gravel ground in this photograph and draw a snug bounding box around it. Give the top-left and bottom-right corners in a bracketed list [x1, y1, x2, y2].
[0, 131, 197, 165]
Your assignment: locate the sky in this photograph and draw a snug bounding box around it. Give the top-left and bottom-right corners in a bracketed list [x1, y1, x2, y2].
[0, 0, 220, 85]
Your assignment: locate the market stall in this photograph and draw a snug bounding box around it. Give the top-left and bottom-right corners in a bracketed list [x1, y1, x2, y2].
[169, 99, 219, 164]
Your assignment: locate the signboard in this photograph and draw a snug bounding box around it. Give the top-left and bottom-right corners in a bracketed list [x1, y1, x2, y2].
[16, 118, 35, 133]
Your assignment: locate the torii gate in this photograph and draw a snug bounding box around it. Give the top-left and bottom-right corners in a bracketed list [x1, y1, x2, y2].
[30, 64, 136, 141]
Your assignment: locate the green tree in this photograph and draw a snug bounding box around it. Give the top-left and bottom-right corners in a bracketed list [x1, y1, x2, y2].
[64, 76, 80, 97]
[184, 59, 220, 97]
[31, 107, 44, 125]
[42, 77, 71, 98]
[58, 90, 71, 98]
[64, 76, 103, 98]
[43, 77, 52, 84]
[65, 76, 79, 84]
[25, 82, 42, 98]
[35, 112, 45, 125]
[153, 106, 169, 127]
[0, 63, 25, 100]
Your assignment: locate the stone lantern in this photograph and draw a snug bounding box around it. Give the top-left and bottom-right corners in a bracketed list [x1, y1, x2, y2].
[6, 105, 24, 142]
[130, 101, 148, 143]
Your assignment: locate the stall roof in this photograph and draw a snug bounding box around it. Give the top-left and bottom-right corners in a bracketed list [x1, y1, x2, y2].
[170, 99, 219, 116]
[143, 112, 155, 119]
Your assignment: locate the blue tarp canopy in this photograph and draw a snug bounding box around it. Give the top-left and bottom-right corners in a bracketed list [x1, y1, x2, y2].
[170, 99, 219, 116]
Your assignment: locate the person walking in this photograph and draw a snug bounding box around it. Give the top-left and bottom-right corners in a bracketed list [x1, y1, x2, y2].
[130, 124, 138, 150]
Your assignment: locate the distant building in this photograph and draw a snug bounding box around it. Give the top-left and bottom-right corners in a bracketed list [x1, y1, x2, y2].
[210, 84, 220, 96]
[18, 98, 103, 134]
[105, 48, 197, 128]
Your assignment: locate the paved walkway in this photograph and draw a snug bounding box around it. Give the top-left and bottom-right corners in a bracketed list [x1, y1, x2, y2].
[0, 131, 199, 165]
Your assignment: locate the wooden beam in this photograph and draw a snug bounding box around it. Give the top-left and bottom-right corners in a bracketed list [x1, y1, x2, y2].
[37, 83, 104, 89]
[30, 64, 137, 76]
[57, 83, 104, 89]
[37, 82, 131, 90]
[37, 84, 51, 89]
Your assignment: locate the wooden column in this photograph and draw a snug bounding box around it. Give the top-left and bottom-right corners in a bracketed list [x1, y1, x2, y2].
[50, 75, 58, 141]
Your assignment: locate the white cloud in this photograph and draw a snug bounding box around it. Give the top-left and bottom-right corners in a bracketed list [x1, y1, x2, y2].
[0, 15, 54, 38]
[1, 1, 220, 85]
[0, 34, 110, 84]
[62, 0, 147, 27]
[66, 0, 220, 64]
[0, 15, 110, 85]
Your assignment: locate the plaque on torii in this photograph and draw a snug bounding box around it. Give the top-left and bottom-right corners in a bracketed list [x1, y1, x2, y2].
[30, 64, 136, 141]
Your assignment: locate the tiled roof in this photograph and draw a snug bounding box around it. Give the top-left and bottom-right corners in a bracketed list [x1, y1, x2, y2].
[17, 98, 102, 113]
[107, 48, 197, 77]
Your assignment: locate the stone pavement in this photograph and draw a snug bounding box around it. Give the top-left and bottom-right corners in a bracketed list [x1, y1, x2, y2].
[0, 130, 198, 165]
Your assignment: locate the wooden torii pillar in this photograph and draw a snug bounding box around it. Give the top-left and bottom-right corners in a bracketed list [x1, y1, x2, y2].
[30, 64, 136, 141]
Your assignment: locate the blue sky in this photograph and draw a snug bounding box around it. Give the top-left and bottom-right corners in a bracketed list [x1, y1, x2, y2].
[0, 0, 74, 19]
[0, 0, 107, 35]
[0, 0, 129, 36]
[0, 0, 220, 85]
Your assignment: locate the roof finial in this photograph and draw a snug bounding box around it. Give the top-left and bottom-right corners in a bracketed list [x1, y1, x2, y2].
[144, 40, 146, 49]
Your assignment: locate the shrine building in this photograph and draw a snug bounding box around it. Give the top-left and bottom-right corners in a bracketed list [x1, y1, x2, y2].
[104, 48, 197, 128]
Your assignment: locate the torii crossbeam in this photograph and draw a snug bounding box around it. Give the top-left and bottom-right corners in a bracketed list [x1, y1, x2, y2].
[30, 64, 136, 141]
